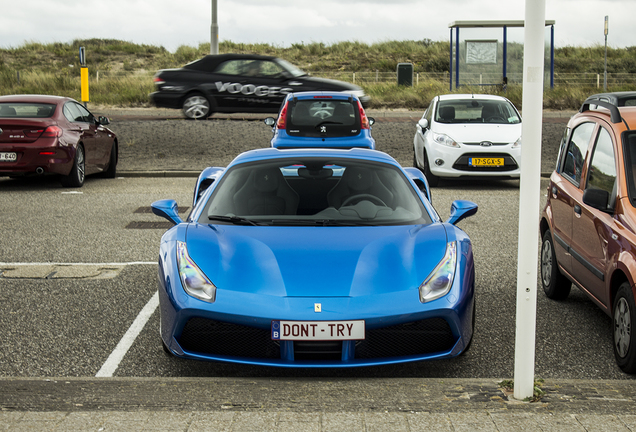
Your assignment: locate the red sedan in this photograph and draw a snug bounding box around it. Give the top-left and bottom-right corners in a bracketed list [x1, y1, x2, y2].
[0, 95, 117, 187]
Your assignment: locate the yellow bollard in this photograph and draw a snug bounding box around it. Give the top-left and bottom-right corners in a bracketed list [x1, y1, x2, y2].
[81, 67, 89, 102]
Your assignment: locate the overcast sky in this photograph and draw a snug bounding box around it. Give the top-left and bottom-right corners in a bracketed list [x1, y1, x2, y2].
[0, 0, 633, 53]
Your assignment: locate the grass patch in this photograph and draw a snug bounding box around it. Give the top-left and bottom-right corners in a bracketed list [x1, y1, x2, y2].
[498, 378, 546, 403]
[0, 38, 634, 110]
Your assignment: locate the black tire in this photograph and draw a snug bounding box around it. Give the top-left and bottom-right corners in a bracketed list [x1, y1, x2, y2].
[101, 141, 117, 178]
[60, 145, 85, 188]
[613, 282, 636, 374]
[418, 148, 439, 187]
[540, 229, 571, 300]
[182, 93, 211, 119]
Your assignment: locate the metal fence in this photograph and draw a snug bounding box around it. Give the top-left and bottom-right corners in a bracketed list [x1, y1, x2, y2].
[311, 71, 636, 89]
[3, 69, 635, 89]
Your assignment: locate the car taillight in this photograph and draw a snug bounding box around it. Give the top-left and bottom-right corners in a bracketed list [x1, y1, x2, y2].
[24, 126, 61, 138]
[358, 101, 370, 129]
[313, 95, 333, 99]
[154, 76, 165, 85]
[277, 101, 289, 130]
[41, 126, 62, 138]
[24, 129, 44, 138]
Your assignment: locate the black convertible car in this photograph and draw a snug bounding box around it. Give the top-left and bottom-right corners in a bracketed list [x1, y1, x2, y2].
[150, 54, 370, 119]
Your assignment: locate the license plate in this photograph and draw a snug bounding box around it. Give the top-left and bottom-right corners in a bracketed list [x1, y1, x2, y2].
[469, 157, 504, 167]
[0, 152, 17, 162]
[271, 320, 365, 341]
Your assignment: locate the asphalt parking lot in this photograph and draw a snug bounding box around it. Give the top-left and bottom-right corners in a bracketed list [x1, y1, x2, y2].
[0, 173, 628, 380]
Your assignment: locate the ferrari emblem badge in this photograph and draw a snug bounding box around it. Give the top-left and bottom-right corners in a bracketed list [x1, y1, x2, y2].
[314, 303, 322, 312]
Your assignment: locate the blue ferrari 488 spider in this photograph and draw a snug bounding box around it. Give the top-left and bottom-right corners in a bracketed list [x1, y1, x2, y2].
[152, 147, 477, 367]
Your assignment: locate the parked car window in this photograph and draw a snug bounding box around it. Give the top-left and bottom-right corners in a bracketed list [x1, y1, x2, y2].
[424, 100, 434, 124]
[435, 99, 520, 124]
[0, 103, 55, 118]
[556, 126, 571, 171]
[73, 103, 95, 124]
[623, 131, 636, 205]
[200, 158, 430, 226]
[562, 122, 595, 186]
[586, 127, 617, 207]
[63, 102, 83, 122]
[287, 100, 358, 138]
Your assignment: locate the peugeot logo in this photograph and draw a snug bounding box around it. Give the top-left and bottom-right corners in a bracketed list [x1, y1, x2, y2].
[480, 141, 493, 147]
[320, 126, 327, 133]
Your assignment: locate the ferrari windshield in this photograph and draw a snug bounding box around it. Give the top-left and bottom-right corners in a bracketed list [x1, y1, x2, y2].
[199, 157, 431, 226]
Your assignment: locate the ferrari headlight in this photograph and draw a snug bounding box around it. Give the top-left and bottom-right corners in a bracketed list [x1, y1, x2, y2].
[419, 242, 457, 303]
[177, 241, 216, 302]
[431, 132, 459, 148]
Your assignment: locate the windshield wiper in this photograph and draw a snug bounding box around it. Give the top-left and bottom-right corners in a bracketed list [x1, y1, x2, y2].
[270, 219, 374, 226]
[208, 215, 260, 226]
[316, 121, 343, 127]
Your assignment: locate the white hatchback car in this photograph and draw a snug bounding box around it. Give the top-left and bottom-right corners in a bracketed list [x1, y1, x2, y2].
[413, 94, 522, 186]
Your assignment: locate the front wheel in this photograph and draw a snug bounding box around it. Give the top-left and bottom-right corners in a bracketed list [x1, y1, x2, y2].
[540, 229, 571, 300]
[101, 141, 117, 178]
[60, 145, 85, 187]
[417, 148, 439, 187]
[613, 283, 636, 373]
[182, 93, 211, 119]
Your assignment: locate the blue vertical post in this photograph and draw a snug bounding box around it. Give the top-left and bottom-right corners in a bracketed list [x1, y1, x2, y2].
[449, 28, 453, 91]
[455, 27, 460, 89]
[550, 25, 555, 88]
[503, 26, 508, 86]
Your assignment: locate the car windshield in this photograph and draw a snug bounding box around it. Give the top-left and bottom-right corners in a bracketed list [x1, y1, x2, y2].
[199, 157, 431, 226]
[276, 58, 307, 78]
[0, 103, 56, 118]
[287, 99, 359, 138]
[435, 99, 521, 124]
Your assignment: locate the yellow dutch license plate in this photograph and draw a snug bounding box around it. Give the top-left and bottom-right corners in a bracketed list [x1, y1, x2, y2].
[469, 157, 504, 167]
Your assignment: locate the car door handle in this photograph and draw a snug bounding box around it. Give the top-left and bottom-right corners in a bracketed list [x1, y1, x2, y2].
[574, 205, 582, 215]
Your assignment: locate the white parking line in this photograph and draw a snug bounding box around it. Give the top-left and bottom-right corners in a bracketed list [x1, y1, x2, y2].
[96, 291, 159, 377]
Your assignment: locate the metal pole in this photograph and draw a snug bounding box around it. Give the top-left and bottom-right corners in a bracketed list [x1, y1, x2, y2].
[211, 0, 219, 55]
[604, 16, 608, 91]
[449, 28, 453, 91]
[514, 0, 546, 400]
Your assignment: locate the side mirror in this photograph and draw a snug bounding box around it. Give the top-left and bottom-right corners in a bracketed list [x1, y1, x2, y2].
[151, 199, 183, 226]
[264, 117, 276, 127]
[368, 117, 375, 126]
[97, 116, 110, 126]
[445, 200, 478, 225]
[583, 188, 612, 213]
[418, 118, 429, 130]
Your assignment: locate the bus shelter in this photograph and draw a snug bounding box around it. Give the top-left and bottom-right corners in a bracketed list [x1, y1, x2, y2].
[448, 20, 555, 91]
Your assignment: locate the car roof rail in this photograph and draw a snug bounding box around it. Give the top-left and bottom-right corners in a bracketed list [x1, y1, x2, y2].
[580, 97, 624, 124]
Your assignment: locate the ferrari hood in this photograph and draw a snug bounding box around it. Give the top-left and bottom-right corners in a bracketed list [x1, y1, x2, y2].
[434, 123, 521, 144]
[184, 223, 448, 298]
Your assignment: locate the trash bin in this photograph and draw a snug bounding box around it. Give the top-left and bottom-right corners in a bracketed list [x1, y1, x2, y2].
[397, 63, 413, 86]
